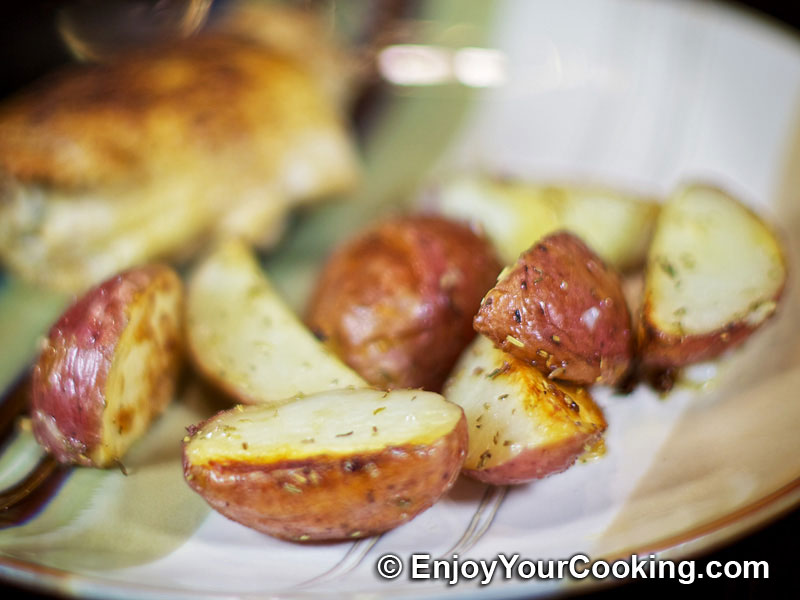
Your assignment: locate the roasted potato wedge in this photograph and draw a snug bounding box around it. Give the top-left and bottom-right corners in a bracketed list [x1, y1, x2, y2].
[639, 184, 786, 369]
[430, 175, 658, 270]
[443, 335, 606, 485]
[474, 231, 634, 386]
[186, 239, 365, 405]
[31, 265, 183, 467]
[306, 215, 501, 391]
[183, 388, 467, 541]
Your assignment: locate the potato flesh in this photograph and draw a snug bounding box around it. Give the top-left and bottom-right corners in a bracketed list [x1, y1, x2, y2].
[435, 176, 560, 265]
[97, 276, 182, 465]
[30, 265, 183, 467]
[433, 175, 658, 270]
[183, 388, 467, 541]
[555, 186, 659, 271]
[647, 185, 784, 336]
[185, 389, 463, 465]
[443, 335, 605, 476]
[187, 240, 365, 405]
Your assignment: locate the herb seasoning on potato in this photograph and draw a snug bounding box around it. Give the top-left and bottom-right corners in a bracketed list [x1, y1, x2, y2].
[639, 184, 786, 369]
[186, 240, 365, 405]
[444, 335, 606, 485]
[306, 215, 501, 391]
[182, 388, 467, 541]
[473, 231, 633, 386]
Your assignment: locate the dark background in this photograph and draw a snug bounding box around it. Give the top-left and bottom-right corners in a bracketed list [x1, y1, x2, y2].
[0, 1, 798, 599]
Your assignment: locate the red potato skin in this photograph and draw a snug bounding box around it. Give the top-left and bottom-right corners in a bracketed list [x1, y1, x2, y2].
[638, 187, 788, 372]
[463, 433, 602, 485]
[306, 215, 501, 392]
[31, 265, 183, 466]
[473, 231, 633, 386]
[638, 292, 783, 370]
[183, 415, 468, 542]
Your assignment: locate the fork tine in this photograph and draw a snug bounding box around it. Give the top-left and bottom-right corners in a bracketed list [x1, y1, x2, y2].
[0, 369, 73, 527]
[0, 371, 33, 446]
[0, 455, 71, 528]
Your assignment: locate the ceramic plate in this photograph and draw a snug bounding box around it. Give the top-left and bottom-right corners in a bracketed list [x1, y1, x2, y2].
[1, 0, 799, 598]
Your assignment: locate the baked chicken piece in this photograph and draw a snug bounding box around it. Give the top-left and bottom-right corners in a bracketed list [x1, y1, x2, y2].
[0, 24, 358, 292]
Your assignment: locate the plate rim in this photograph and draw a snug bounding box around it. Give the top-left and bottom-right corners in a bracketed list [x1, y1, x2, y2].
[1, 477, 799, 599]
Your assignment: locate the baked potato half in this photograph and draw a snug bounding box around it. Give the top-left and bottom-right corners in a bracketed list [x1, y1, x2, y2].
[31, 265, 183, 467]
[473, 231, 634, 386]
[186, 239, 365, 405]
[183, 388, 467, 541]
[639, 184, 786, 369]
[306, 215, 501, 391]
[443, 335, 606, 485]
[430, 175, 659, 270]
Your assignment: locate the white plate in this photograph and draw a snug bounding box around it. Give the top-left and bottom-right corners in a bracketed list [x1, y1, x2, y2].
[1, 1, 799, 598]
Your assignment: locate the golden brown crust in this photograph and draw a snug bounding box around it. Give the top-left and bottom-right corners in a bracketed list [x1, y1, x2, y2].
[183, 414, 467, 541]
[0, 34, 341, 189]
[443, 335, 606, 485]
[637, 293, 780, 369]
[637, 183, 788, 371]
[0, 30, 358, 293]
[491, 355, 606, 485]
[473, 231, 633, 386]
[306, 216, 501, 392]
